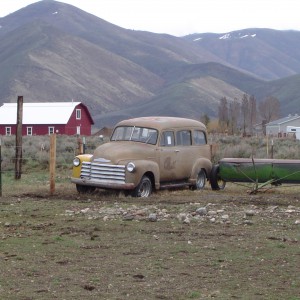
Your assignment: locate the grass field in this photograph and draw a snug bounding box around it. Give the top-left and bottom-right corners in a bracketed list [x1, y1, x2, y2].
[0, 172, 299, 299]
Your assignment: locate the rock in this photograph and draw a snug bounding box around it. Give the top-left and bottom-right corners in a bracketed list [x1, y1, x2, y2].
[135, 209, 147, 216]
[196, 207, 207, 216]
[148, 213, 158, 222]
[208, 210, 217, 216]
[267, 206, 278, 212]
[177, 213, 187, 222]
[295, 220, 300, 225]
[243, 220, 254, 225]
[245, 210, 255, 217]
[183, 217, 190, 224]
[221, 214, 229, 220]
[80, 208, 90, 214]
[123, 215, 134, 221]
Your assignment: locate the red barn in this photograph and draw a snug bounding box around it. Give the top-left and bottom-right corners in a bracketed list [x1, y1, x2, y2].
[0, 102, 94, 136]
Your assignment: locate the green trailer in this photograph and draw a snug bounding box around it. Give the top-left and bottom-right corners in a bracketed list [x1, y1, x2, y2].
[210, 158, 300, 192]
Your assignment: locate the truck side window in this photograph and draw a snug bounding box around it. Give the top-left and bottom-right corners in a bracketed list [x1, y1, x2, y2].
[160, 131, 175, 147]
[176, 130, 191, 146]
[193, 130, 207, 145]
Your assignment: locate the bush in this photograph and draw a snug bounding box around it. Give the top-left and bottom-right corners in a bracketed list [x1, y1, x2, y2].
[211, 134, 300, 162]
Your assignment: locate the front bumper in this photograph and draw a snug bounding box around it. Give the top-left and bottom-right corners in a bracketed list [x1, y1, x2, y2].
[71, 177, 135, 190]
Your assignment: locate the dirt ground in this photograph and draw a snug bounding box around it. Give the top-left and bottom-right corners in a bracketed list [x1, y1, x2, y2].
[0, 182, 300, 300]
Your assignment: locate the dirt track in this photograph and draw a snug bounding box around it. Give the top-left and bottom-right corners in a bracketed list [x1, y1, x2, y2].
[0, 184, 300, 299]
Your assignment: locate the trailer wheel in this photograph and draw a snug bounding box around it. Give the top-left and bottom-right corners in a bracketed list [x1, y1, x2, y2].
[210, 165, 226, 190]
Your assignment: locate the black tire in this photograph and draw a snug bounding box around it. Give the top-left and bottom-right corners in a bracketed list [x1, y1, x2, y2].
[132, 175, 152, 197]
[210, 165, 226, 190]
[76, 184, 96, 194]
[194, 169, 206, 190]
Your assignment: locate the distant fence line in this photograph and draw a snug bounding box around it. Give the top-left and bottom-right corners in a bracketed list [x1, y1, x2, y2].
[0, 134, 107, 175]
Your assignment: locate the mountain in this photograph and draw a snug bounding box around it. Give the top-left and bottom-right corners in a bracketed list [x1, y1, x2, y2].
[0, 0, 300, 128]
[185, 29, 300, 80]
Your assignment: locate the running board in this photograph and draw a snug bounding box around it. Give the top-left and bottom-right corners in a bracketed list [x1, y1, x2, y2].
[160, 182, 191, 189]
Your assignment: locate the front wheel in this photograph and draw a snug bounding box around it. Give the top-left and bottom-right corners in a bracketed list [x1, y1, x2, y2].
[132, 175, 152, 197]
[76, 184, 96, 194]
[210, 165, 226, 190]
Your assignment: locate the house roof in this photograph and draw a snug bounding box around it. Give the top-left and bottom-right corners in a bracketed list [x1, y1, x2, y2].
[266, 114, 300, 126]
[0, 102, 84, 125]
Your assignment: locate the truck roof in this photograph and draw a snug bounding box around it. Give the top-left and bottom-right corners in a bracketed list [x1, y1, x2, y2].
[115, 116, 206, 131]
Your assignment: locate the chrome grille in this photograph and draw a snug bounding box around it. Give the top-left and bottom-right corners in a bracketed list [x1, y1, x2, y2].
[81, 161, 126, 184]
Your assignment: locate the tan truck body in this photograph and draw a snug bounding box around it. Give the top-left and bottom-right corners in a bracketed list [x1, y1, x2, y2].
[71, 116, 212, 197]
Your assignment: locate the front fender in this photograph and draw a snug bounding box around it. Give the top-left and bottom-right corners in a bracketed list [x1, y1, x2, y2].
[72, 154, 93, 178]
[126, 160, 160, 189]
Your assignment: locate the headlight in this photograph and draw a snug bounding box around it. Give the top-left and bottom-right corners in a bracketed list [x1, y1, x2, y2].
[73, 157, 80, 167]
[126, 162, 136, 173]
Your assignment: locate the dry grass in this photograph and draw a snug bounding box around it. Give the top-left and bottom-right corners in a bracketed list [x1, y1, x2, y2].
[0, 135, 300, 299]
[0, 173, 300, 299]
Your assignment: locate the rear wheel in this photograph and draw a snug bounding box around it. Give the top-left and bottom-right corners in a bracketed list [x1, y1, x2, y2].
[210, 165, 226, 190]
[76, 184, 96, 194]
[132, 175, 152, 197]
[194, 169, 206, 190]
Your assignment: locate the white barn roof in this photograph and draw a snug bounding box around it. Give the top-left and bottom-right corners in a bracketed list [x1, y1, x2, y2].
[0, 102, 81, 125]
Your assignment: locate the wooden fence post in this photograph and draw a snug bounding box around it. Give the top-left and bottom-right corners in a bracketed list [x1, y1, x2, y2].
[49, 134, 56, 195]
[0, 138, 2, 197]
[15, 96, 23, 180]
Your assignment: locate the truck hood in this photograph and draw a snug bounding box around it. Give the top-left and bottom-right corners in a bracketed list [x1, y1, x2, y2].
[91, 141, 156, 164]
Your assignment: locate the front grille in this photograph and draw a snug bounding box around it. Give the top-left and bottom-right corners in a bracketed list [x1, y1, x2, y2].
[81, 161, 126, 184]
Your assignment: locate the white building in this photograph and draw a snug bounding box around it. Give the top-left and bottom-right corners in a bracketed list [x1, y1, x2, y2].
[266, 114, 300, 137]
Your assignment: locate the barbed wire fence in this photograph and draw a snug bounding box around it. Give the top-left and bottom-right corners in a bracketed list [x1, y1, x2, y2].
[0, 134, 107, 197]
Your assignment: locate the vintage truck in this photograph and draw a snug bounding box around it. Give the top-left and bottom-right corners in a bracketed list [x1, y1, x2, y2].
[71, 116, 212, 197]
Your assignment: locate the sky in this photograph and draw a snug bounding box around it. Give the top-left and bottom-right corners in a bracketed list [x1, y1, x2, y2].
[0, 0, 300, 36]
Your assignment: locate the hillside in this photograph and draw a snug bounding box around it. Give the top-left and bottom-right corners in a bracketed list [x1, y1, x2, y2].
[0, 1, 300, 128]
[0, 20, 163, 114]
[185, 29, 300, 80]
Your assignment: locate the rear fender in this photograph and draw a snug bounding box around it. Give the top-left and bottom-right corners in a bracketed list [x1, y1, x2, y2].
[190, 158, 212, 182]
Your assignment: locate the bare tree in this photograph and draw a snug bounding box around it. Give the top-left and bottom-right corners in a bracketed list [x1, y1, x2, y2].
[241, 94, 249, 136]
[218, 96, 229, 132]
[228, 98, 240, 135]
[248, 95, 257, 135]
[259, 96, 280, 123]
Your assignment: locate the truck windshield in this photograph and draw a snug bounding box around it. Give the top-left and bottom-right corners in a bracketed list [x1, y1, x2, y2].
[111, 126, 158, 145]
